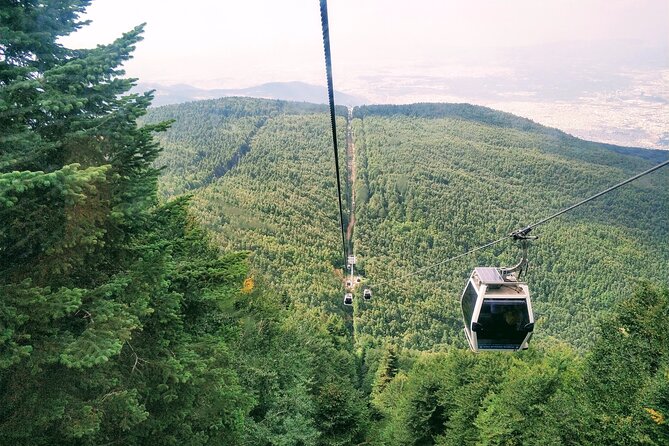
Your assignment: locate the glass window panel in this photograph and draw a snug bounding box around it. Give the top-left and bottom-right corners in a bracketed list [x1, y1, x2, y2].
[476, 299, 530, 349]
[461, 281, 478, 328]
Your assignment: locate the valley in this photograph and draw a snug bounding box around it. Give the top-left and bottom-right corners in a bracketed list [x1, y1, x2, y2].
[5, 2, 669, 443]
[144, 97, 669, 351]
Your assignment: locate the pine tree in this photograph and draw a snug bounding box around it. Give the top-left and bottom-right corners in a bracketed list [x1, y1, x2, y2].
[584, 283, 669, 445]
[371, 344, 400, 404]
[0, 2, 250, 443]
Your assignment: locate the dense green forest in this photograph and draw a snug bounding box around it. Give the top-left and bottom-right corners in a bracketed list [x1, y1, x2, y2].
[143, 99, 351, 315]
[2, 1, 668, 445]
[350, 104, 668, 350]
[145, 98, 668, 351]
[0, 2, 364, 444]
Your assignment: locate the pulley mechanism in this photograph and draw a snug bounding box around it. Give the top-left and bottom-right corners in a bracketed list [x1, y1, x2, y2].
[500, 227, 538, 282]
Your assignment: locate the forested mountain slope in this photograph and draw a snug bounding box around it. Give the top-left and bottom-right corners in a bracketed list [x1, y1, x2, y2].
[144, 98, 351, 313]
[5, 2, 667, 444]
[351, 104, 668, 349]
[145, 97, 668, 351]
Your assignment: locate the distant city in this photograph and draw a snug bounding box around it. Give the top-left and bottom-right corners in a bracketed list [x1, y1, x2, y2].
[138, 65, 668, 151]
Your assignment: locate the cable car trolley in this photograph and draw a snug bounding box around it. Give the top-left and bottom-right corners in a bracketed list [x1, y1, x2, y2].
[317, 0, 669, 351]
[363, 288, 372, 301]
[461, 232, 536, 352]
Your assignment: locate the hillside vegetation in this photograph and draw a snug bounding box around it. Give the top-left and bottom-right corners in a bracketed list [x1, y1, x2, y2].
[3, 2, 668, 443]
[142, 97, 669, 445]
[144, 98, 351, 313]
[351, 103, 668, 349]
[145, 98, 669, 350]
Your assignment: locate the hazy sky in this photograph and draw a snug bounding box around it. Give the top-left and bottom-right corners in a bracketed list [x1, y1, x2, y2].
[62, 1, 668, 148]
[63, 0, 668, 88]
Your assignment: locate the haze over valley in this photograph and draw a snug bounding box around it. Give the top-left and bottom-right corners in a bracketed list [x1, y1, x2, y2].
[4, 1, 669, 444]
[140, 57, 669, 151]
[66, 0, 669, 151]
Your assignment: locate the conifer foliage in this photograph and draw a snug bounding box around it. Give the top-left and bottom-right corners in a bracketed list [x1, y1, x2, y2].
[0, 1, 245, 443]
[1, 3, 369, 444]
[0, 0, 234, 444]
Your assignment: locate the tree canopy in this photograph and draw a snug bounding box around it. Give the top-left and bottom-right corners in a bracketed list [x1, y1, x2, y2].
[2, 1, 668, 444]
[1, 2, 364, 444]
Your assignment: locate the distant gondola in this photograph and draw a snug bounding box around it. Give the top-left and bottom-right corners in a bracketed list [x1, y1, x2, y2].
[363, 288, 372, 301]
[461, 267, 534, 352]
[344, 293, 353, 306]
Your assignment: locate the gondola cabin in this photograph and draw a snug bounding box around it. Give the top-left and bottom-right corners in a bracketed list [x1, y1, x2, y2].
[363, 288, 372, 301]
[344, 293, 353, 306]
[461, 267, 534, 352]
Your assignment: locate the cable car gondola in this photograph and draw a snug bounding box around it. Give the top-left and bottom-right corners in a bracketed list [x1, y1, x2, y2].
[461, 236, 535, 352]
[363, 288, 372, 301]
[461, 267, 533, 352]
[319, 0, 669, 352]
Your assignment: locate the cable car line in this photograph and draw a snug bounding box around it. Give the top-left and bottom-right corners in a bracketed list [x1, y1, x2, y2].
[319, 0, 348, 269]
[371, 236, 509, 289]
[370, 158, 669, 291]
[519, 157, 669, 233]
[315, 1, 668, 349]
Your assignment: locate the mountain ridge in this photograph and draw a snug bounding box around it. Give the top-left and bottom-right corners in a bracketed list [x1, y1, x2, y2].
[142, 96, 669, 351]
[134, 80, 367, 107]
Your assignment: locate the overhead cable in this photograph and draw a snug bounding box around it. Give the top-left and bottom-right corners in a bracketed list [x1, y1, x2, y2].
[319, 0, 348, 268]
[372, 158, 669, 289]
[523, 158, 669, 232]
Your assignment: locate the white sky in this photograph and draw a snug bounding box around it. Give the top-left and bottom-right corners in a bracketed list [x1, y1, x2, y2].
[63, 0, 668, 89]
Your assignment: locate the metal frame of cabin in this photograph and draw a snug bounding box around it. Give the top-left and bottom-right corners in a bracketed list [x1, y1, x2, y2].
[461, 267, 534, 352]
